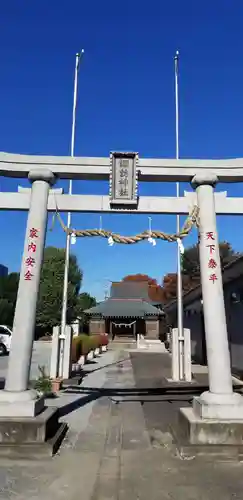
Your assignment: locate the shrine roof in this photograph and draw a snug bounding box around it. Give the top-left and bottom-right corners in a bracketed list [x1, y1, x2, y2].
[111, 281, 151, 300]
[110, 281, 162, 305]
[84, 298, 163, 318]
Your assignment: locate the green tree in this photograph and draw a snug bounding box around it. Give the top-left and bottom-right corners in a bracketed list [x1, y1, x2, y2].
[75, 292, 97, 332]
[0, 272, 19, 326]
[0, 298, 15, 326]
[75, 292, 96, 315]
[181, 241, 239, 279]
[160, 241, 240, 305]
[36, 247, 82, 333]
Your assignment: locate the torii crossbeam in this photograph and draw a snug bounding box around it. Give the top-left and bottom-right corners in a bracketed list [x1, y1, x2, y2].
[1, 151, 243, 181]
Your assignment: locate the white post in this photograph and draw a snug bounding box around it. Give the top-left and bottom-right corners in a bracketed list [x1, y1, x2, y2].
[58, 330, 65, 378]
[50, 326, 60, 379]
[60, 50, 84, 369]
[172, 328, 179, 381]
[183, 328, 192, 382]
[174, 50, 184, 350]
[62, 325, 73, 380]
[71, 319, 80, 337]
[192, 172, 243, 417]
[178, 330, 184, 380]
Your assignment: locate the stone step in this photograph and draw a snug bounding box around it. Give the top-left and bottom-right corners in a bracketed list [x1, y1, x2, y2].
[0, 407, 67, 459]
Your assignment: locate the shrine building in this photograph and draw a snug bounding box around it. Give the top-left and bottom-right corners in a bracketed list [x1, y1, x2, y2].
[85, 280, 165, 339]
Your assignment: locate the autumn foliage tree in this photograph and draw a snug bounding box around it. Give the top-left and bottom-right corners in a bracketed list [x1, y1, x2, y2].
[122, 272, 196, 304]
[161, 273, 195, 304]
[121, 241, 239, 306]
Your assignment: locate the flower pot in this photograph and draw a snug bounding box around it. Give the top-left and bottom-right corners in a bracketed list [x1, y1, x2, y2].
[78, 355, 85, 367]
[101, 345, 107, 352]
[94, 347, 100, 357]
[51, 378, 62, 393]
[87, 350, 94, 361]
[72, 362, 83, 373]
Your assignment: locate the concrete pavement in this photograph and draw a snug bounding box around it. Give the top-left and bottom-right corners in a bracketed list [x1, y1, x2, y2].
[0, 341, 52, 383]
[0, 347, 243, 498]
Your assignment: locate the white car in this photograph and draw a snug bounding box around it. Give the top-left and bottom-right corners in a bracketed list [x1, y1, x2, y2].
[0, 325, 12, 355]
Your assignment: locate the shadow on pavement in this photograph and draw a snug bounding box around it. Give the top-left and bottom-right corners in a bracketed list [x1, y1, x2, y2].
[80, 358, 129, 377]
[58, 390, 102, 417]
[59, 385, 206, 418]
[65, 385, 208, 395]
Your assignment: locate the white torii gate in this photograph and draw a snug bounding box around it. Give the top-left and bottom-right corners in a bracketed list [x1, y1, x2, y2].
[0, 151, 243, 448]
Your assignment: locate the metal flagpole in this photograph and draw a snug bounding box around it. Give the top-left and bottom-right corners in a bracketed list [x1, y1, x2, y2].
[59, 49, 84, 377]
[174, 50, 184, 380]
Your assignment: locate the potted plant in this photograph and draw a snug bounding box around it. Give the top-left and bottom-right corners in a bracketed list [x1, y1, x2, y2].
[78, 334, 90, 365]
[100, 334, 109, 352]
[98, 335, 103, 354]
[71, 334, 92, 367]
[51, 377, 63, 393]
[91, 335, 100, 357]
[71, 336, 83, 372]
[34, 365, 53, 397]
[87, 336, 95, 360]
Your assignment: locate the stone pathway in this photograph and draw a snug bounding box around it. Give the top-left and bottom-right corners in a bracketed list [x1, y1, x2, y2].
[0, 348, 243, 499]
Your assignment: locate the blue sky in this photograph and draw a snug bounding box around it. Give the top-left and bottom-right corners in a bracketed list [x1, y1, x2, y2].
[1, 0, 243, 300]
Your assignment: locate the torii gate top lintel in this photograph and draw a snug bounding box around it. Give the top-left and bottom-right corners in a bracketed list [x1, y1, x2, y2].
[1, 151, 243, 182]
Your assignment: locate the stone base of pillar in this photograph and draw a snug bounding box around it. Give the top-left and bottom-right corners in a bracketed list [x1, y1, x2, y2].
[165, 377, 196, 385]
[175, 402, 243, 460]
[0, 407, 67, 459]
[0, 389, 44, 417]
[193, 391, 243, 420]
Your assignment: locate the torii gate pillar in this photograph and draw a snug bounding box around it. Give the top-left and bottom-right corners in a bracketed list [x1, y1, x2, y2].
[0, 168, 55, 416]
[191, 172, 243, 418]
[178, 172, 243, 455]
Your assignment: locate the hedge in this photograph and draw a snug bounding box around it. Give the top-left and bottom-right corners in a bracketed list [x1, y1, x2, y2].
[71, 334, 109, 363]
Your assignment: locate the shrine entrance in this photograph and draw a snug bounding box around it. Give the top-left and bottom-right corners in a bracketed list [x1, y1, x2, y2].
[109, 319, 137, 339]
[1, 151, 243, 451]
[85, 280, 161, 339]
